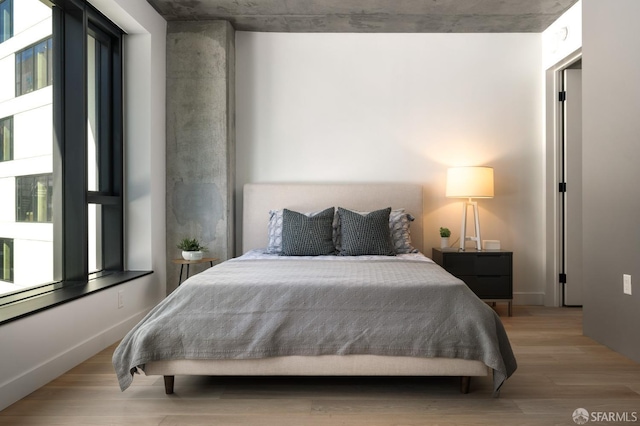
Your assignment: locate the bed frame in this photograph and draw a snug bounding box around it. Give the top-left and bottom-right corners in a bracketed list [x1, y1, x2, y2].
[146, 183, 489, 394]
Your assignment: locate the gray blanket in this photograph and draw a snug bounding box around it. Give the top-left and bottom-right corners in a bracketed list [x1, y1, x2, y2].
[113, 258, 517, 394]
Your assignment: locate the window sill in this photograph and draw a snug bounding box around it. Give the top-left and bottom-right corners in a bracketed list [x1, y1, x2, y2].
[0, 271, 153, 326]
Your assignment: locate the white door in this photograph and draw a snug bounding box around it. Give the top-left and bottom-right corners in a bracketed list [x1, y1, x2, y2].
[562, 68, 583, 306]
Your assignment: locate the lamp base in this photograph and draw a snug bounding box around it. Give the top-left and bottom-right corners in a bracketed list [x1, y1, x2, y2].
[460, 199, 482, 251]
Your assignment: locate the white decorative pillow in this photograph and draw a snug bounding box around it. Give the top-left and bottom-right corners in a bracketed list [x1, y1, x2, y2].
[334, 208, 418, 254]
[267, 208, 336, 254]
[389, 209, 419, 254]
[266, 209, 285, 254]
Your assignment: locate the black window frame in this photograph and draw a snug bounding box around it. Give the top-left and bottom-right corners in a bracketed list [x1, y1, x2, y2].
[0, 0, 12, 44]
[0, 115, 12, 162]
[0, 0, 150, 325]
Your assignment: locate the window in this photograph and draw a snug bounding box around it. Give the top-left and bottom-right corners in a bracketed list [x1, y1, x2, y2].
[54, 3, 125, 280]
[0, 238, 13, 283]
[15, 38, 53, 96]
[0, 0, 144, 324]
[0, 116, 11, 162]
[0, 0, 11, 43]
[16, 174, 53, 223]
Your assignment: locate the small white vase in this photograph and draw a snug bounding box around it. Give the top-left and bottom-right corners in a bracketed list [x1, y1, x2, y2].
[440, 237, 450, 249]
[182, 250, 203, 261]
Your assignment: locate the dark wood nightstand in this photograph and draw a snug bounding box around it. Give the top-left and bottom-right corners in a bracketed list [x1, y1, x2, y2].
[432, 248, 513, 316]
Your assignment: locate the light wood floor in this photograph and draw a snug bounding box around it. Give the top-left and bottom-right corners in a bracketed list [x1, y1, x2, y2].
[2, 306, 640, 425]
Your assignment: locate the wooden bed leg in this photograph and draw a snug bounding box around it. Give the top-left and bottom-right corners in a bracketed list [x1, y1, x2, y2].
[460, 376, 471, 394]
[164, 375, 175, 394]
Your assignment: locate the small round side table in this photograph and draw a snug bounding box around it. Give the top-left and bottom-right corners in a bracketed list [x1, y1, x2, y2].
[172, 257, 218, 286]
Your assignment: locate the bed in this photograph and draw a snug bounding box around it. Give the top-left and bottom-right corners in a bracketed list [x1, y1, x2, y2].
[113, 183, 517, 396]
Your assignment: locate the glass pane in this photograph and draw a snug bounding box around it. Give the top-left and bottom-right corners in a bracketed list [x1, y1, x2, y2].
[88, 204, 103, 274]
[0, 1, 54, 296]
[0, 116, 11, 161]
[35, 41, 47, 90]
[0, 238, 13, 287]
[14, 48, 21, 94]
[47, 38, 53, 86]
[0, 0, 11, 43]
[20, 48, 33, 94]
[16, 174, 52, 223]
[87, 35, 99, 191]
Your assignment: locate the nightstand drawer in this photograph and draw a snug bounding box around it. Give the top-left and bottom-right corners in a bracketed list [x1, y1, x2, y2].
[442, 255, 474, 275]
[459, 275, 512, 299]
[444, 254, 511, 276]
[475, 255, 511, 275]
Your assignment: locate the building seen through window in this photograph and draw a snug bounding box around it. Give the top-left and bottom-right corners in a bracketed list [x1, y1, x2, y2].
[0, 0, 53, 295]
[0, 116, 11, 161]
[0, 0, 12, 44]
[15, 38, 53, 96]
[16, 174, 53, 223]
[0, 238, 12, 283]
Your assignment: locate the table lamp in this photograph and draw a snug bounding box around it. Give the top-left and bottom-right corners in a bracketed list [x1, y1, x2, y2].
[446, 166, 494, 251]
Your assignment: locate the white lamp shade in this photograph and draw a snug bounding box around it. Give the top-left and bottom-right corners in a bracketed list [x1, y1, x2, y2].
[446, 167, 494, 199]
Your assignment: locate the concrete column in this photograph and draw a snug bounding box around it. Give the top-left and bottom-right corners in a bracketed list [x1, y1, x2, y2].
[166, 21, 235, 293]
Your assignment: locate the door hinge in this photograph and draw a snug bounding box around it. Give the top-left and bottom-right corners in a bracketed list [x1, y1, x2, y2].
[559, 273, 567, 284]
[559, 182, 567, 193]
[559, 91, 567, 102]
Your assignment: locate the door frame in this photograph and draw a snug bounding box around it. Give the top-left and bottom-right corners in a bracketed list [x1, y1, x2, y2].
[544, 48, 582, 307]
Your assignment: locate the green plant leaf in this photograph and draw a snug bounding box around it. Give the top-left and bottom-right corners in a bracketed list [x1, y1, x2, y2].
[177, 237, 208, 252]
[439, 227, 451, 237]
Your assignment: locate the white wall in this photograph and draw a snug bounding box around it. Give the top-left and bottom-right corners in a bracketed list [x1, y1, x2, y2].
[14, 103, 53, 160]
[13, 0, 51, 36]
[542, 0, 582, 70]
[236, 32, 544, 304]
[0, 0, 166, 411]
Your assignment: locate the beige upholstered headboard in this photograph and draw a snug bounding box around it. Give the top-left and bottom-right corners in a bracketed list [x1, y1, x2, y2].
[242, 183, 424, 254]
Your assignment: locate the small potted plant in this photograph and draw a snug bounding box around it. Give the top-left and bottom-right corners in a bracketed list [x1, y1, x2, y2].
[439, 227, 451, 249]
[177, 237, 208, 261]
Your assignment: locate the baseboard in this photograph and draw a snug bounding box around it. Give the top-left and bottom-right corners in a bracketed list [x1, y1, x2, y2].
[0, 308, 150, 411]
[513, 292, 545, 306]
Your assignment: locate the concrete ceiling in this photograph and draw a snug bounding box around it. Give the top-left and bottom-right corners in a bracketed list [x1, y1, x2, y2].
[146, 0, 579, 33]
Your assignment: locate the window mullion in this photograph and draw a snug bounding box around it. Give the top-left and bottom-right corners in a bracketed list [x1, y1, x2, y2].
[52, 5, 63, 282]
[99, 35, 122, 272]
[60, 3, 88, 281]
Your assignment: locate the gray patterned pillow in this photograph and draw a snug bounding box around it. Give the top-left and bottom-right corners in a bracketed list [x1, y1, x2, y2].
[334, 208, 418, 254]
[337, 207, 395, 256]
[281, 208, 336, 256]
[267, 208, 338, 254]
